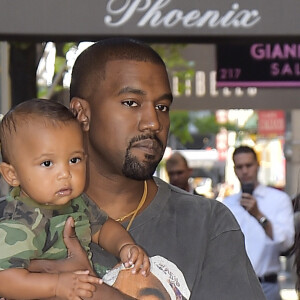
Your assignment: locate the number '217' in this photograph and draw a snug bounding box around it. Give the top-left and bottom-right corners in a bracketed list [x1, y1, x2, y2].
[218, 68, 241, 80]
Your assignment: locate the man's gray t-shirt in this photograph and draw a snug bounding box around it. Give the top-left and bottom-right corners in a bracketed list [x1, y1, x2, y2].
[89, 177, 266, 300]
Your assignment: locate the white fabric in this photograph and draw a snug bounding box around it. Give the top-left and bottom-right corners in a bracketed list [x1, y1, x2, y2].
[223, 184, 295, 277]
[102, 255, 191, 300]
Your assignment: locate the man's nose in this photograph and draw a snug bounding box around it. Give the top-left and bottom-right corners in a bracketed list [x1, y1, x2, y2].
[138, 106, 161, 132]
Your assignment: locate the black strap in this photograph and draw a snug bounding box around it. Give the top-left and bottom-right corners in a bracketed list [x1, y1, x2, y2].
[258, 273, 277, 283]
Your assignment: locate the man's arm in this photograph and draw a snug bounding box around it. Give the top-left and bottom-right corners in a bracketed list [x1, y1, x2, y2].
[240, 193, 273, 239]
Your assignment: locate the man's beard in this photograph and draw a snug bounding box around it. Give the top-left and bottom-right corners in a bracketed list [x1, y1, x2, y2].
[122, 135, 164, 180]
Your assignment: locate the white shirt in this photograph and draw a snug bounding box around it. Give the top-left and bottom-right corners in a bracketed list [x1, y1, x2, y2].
[223, 184, 295, 277]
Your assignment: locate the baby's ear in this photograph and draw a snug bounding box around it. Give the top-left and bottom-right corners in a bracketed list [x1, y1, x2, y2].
[0, 162, 20, 186]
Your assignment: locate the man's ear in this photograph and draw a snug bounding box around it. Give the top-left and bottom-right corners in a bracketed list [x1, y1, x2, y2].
[70, 97, 90, 131]
[0, 162, 20, 186]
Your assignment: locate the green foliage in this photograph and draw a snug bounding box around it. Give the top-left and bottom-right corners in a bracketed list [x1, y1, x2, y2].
[193, 115, 220, 135]
[243, 111, 258, 133]
[37, 86, 48, 98]
[193, 114, 240, 135]
[169, 112, 242, 146]
[55, 43, 77, 73]
[54, 56, 66, 73]
[62, 43, 77, 55]
[169, 111, 193, 144]
[224, 122, 240, 132]
[152, 44, 195, 94]
[152, 44, 187, 69]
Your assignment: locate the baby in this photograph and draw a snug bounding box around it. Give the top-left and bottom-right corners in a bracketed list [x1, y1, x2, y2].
[0, 98, 149, 300]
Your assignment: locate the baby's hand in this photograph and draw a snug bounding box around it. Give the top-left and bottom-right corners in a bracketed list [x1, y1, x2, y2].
[55, 270, 102, 299]
[119, 244, 150, 276]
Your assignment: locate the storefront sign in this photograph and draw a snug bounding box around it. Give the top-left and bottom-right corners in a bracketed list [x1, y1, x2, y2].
[168, 44, 300, 110]
[257, 110, 285, 136]
[1, 0, 300, 40]
[104, 1, 260, 29]
[216, 128, 228, 161]
[217, 43, 300, 88]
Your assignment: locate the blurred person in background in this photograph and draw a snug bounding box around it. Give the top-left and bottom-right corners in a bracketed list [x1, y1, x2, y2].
[290, 194, 300, 296]
[165, 152, 193, 193]
[223, 145, 295, 300]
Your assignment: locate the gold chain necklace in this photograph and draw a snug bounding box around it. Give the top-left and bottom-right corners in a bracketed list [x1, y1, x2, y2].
[116, 180, 147, 231]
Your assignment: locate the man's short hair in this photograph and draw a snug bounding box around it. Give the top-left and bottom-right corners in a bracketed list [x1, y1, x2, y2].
[233, 145, 257, 161]
[70, 37, 166, 101]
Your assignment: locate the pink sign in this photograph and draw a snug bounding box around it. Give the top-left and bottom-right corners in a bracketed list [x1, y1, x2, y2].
[258, 110, 285, 136]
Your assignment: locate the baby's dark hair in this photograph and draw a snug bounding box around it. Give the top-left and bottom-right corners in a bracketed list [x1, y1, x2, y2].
[0, 98, 77, 163]
[70, 37, 166, 101]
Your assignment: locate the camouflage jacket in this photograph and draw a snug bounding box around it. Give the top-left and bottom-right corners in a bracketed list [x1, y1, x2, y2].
[0, 187, 108, 270]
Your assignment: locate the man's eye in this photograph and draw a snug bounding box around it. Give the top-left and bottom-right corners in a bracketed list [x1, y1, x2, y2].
[41, 161, 52, 167]
[123, 100, 138, 107]
[70, 157, 81, 164]
[156, 105, 169, 112]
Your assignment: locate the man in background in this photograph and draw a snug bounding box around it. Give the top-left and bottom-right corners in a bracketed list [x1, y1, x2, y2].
[223, 145, 294, 300]
[165, 152, 193, 192]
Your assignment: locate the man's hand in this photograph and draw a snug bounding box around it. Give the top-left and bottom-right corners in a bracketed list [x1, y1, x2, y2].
[62, 217, 95, 274]
[63, 217, 138, 299]
[240, 193, 260, 218]
[241, 193, 273, 239]
[28, 217, 94, 274]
